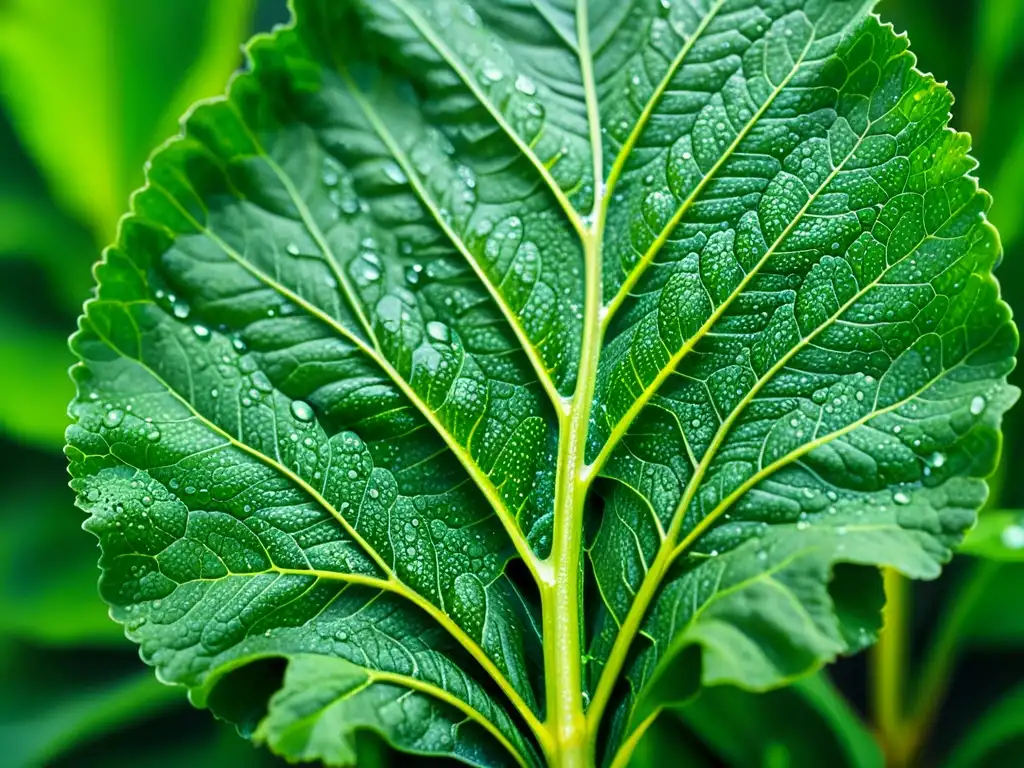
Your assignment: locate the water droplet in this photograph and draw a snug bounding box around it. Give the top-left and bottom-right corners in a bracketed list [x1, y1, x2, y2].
[515, 74, 537, 95]
[426, 321, 451, 343]
[893, 491, 911, 506]
[1001, 525, 1024, 550]
[105, 408, 125, 427]
[970, 395, 987, 416]
[480, 61, 504, 82]
[930, 451, 946, 468]
[383, 161, 407, 184]
[172, 300, 190, 319]
[286, 243, 300, 256]
[251, 370, 273, 393]
[192, 324, 211, 340]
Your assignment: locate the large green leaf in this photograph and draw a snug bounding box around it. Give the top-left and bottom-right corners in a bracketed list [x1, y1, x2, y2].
[66, 1, 1017, 767]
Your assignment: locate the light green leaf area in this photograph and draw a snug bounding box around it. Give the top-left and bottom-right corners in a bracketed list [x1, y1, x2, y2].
[0, 486, 123, 645]
[66, 1, 1016, 767]
[959, 510, 1024, 562]
[254, 654, 521, 766]
[0, 0, 255, 241]
[0, 313, 76, 451]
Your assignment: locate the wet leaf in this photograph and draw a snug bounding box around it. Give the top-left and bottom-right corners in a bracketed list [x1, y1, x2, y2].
[66, 2, 1017, 766]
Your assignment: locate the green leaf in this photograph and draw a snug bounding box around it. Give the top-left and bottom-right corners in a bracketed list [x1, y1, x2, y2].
[959, 510, 1024, 562]
[255, 654, 524, 766]
[669, 674, 882, 768]
[584, 10, 1017, 762]
[0, 644, 179, 767]
[0, 313, 77, 452]
[945, 681, 1024, 768]
[0, 484, 124, 645]
[66, 2, 1017, 767]
[0, 0, 255, 241]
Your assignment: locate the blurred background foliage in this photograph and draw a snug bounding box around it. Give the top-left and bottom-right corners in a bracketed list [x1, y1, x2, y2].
[0, 0, 1021, 766]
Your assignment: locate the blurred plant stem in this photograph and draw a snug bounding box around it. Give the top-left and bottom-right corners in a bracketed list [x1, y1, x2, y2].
[872, 568, 911, 767]
[871, 455, 1009, 766]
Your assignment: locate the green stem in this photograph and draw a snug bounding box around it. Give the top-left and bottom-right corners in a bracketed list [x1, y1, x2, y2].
[872, 568, 910, 767]
[537, 4, 604, 766]
[542, 242, 602, 766]
[543, 214, 604, 766]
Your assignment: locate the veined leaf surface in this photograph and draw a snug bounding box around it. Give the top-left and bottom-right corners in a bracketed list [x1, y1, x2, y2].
[66, 1, 1018, 767]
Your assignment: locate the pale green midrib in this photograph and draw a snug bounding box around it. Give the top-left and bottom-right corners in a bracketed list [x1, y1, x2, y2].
[600, 33, 816, 329]
[333, 64, 565, 412]
[589, 113, 868, 478]
[389, 0, 588, 241]
[536, 1, 606, 764]
[148, 177, 545, 586]
[600, 0, 726, 204]
[80, 316, 548, 743]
